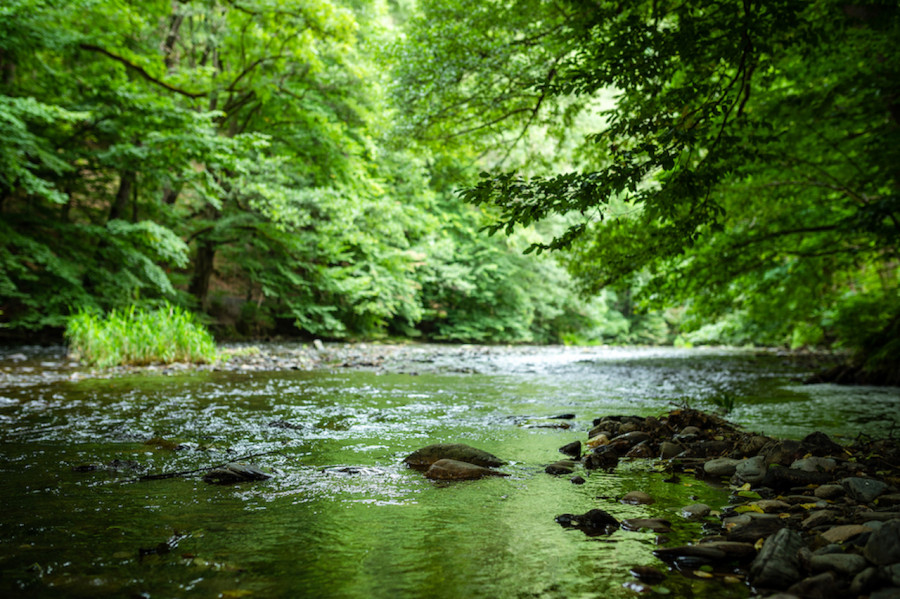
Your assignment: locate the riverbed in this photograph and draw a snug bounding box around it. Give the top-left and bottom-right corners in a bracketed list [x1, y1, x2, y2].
[1, 344, 898, 598]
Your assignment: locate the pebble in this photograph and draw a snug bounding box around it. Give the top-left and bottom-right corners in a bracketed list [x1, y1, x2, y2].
[704, 457, 741, 477]
[681, 503, 711, 519]
[814, 484, 845, 499]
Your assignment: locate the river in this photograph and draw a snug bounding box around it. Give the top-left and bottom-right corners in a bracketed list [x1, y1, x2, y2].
[1, 344, 898, 598]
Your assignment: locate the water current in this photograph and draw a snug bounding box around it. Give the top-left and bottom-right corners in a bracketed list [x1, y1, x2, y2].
[1, 344, 898, 598]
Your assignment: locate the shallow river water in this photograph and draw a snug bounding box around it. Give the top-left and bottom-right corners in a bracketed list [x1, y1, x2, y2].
[1, 344, 898, 598]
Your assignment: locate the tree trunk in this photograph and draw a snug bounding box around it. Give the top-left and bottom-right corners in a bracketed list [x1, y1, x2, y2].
[189, 241, 216, 308]
[108, 170, 135, 221]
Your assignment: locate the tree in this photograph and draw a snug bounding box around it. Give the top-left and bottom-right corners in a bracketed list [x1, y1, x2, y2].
[398, 0, 900, 381]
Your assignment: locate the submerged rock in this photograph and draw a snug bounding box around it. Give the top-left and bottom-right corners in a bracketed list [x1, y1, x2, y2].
[555, 509, 620, 535]
[423, 459, 508, 481]
[403, 443, 505, 471]
[621, 490, 655, 505]
[202, 462, 272, 485]
[622, 518, 672, 533]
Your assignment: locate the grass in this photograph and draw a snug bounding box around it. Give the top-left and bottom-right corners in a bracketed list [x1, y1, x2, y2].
[66, 303, 219, 367]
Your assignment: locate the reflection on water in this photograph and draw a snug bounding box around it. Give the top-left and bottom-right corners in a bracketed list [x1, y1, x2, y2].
[0, 345, 898, 598]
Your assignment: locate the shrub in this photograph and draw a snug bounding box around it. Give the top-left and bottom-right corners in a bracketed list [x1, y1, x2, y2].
[66, 303, 218, 367]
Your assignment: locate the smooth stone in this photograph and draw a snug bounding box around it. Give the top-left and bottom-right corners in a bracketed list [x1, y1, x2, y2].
[610, 431, 651, 448]
[850, 567, 879, 596]
[705, 457, 741, 477]
[558, 440, 582, 458]
[791, 457, 836, 473]
[659, 441, 683, 459]
[621, 518, 672, 533]
[629, 565, 666, 584]
[586, 432, 610, 448]
[756, 499, 792, 513]
[821, 524, 870, 544]
[750, 527, 805, 589]
[570, 475, 586, 485]
[680, 426, 701, 435]
[786, 571, 839, 599]
[681, 503, 711, 519]
[583, 446, 619, 471]
[621, 490, 655, 505]
[842, 477, 889, 503]
[404, 443, 505, 470]
[724, 514, 752, 527]
[802, 510, 840, 530]
[202, 462, 273, 485]
[424, 459, 508, 480]
[809, 553, 868, 576]
[815, 484, 845, 500]
[545, 460, 576, 475]
[737, 456, 768, 485]
[864, 519, 900, 565]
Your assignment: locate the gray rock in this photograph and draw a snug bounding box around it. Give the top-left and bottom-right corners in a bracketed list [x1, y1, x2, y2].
[737, 455, 768, 484]
[424, 459, 508, 480]
[727, 517, 788, 543]
[750, 527, 805, 589]
[815, 484, 845, 500]
[765, 439, 804, 466]
[791, 457, 837, 473]
[545, 460, 576, 475]
[786, 571, 839, 599]
[681, 503, 710, 519]
[659, 441, 683, 459]
[850, 567, 879, 596]
[404, 443, 505, 470]
[621, 490, 654, 505]
[864, 519, 900, 565]
[705, 457, 741, 477]
[202, 462, 273, 485]
[809, 553, 868, 576]
[885, 563, 900, 587]
[821, 524, 870, 544]
[558, 440, 582, 459]
[871, 588, 900, 599]
[802, 510, 840, 530]
[842, 477, 889, 503]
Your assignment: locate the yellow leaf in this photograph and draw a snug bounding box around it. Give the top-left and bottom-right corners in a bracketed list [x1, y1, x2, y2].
[693, 570, 714, 579]
[754, 538, 765, 551]
[735, 504, 763, 513]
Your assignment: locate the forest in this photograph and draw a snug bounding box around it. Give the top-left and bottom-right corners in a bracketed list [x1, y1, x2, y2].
[1, 0, 898, 382]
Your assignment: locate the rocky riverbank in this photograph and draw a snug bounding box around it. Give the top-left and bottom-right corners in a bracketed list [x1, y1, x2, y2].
[547, 408, 900, 598]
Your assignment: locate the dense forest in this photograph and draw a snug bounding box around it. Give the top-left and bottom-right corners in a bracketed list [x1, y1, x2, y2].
[1, 1, 897, 380]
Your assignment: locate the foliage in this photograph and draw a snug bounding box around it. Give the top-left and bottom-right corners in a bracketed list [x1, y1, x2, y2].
[65, 303, 217, 367]
[396, 0, 900, 373]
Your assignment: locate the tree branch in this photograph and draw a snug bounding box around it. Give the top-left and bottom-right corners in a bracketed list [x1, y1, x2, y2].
[78, 43, 208, 99]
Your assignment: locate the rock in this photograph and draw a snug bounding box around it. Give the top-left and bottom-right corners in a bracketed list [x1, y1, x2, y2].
[801, 431, 845, 457]
[403, 443, 505, 470]
[626, 442, 655, 458]
[842, 477, 889, 503]
[734, 434, 771, 457]
[762, 467, 834, 490]
[877, 494, 900, 507]
[629, 565, 666, 584]
[570, 475, 586, 485]
[610, 431, 651, 449]
[202, 462, 273, 485]
[424, 459, 509, 481]
[681, 503, 711, 519]
[809, 553, 867, 576]
[871, 588, 900, 599]
[705, 457, 741, 477]
[548, 413, 576, 420]
[756, 499, 792, 513]
[821, 524, 870, 544]
[864, 519, 900, 565]
[583, 446, 619, 471]
[885, 563, 900, 587]
[726, 516, 788, 543]
[621, 518, 672, 533]
[659, 441, 683, 459]
[737, 456, 768, 484]
[815, 484, 845, 500]
[586, 433, 610, 449]
[786, 571, 839, 599]
[802, 510, 840, 530]
[791, 457, 837, 473]
[765, 439, 805, 466]
[555, 509, 619, 535]
[680, 425, 702, 436]
[750, 528, 805, 589]
[558, 440, 582, 459]
[696, 540, 758, 560]
[619, 422, 641, 434]
[621, 491, 655, 505]
[850, 567, 879, 596]
[545, 460, 576, 475]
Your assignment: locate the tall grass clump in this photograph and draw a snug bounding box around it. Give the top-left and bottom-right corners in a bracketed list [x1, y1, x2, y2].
[66, 303, 218, 367]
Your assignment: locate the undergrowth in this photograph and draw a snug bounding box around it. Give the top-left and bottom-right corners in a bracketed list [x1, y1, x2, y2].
[66, 303, 218, 367]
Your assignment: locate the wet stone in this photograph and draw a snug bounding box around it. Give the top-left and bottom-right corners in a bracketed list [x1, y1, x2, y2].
[629, 565, 666, 584]
[809, 553, 868, 576]
[821, 524, 870, 544]
[756, 499, 791, 513]
[555, 509, 620, 536]
[659, 441, 683, 459]
[403, 443, 505, 471]
[815, 484, 845, 500]
[681, 503, 711, 519]
[202, 462, 273, 485]
[621, 491, 655, 505]
[787, 571, 839, 599]
[705, 457, 741, 477]
[863, 519, 900, 565]
[583, 446, 619, 471]
[424, 459, 509, 481]
[558, 440, 582, 459]
[737, 456, 768, 485]
[545, 460, 576, 475]
[570, 475, 586, 485]
[750, 527, 805, 589]
[802, 510, 840, 530]
[842, 477, 889, 504]
[621, 518, 672, 533]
